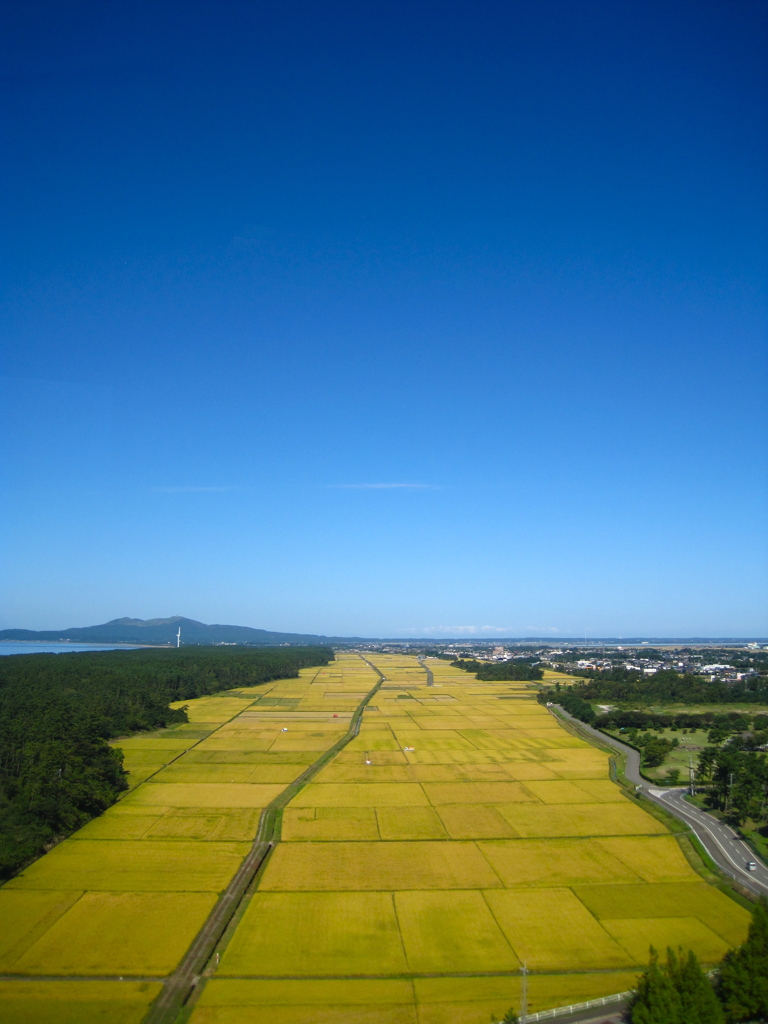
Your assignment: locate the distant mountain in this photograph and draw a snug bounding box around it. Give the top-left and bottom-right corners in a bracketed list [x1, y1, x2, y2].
[0, 616, 358, 646]
[2, 618, 762, 647]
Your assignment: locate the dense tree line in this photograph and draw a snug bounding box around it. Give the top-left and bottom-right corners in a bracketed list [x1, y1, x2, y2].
[552, 648, 768, 671]
[451, 658, 543, 681]
[628, 947, 724, 1023]
[553, 691, 676, 768]
[596, 711, 768, 760]
[718, 898, 768, 1021]
[595, 710, 766, 737]
[0, 646, 332, 878]
[561, 667, 768, 706]
[542, 691, 768, 775]
[730, 653, 768, 671]
[697, 746, 768, 825]
[545, 696, 768, 746]
[627, 899, 768, 1023]
[539, 686, 672, 764]
[552, 688, 597, 724]
[629, 733, 680, 769]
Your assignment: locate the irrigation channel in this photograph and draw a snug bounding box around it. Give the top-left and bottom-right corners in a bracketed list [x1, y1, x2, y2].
[553, 705, 768, 899]
[141, 659, 386, 1024]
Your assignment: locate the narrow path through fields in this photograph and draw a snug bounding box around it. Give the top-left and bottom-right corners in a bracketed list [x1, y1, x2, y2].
[418, 655, 435, 686]
[141, 658, 385, 1024]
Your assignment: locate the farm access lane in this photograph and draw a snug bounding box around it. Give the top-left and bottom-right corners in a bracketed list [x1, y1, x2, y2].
[418, 655, 435, 685]
[553, 706, 768, 899]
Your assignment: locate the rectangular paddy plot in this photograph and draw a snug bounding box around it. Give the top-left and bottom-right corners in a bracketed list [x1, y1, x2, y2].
[127, 782, 284, 807]
[219, 892, 409, 976]
[484, 888, 634, 970]
[192, 979, 418, 1024]
[11, 892, 218, 976]
[0, 981, 162, 1024]
[395, 890, 520, 972]
[6, 839, 252, 892]
[0, 891, 82, 971]
[282, 806, 381, 841]
[573, 882, 751, 948]
[261, 841, 503, 890]
[601, 916, 732, 964]
[77, 806, 265, 842]
[411, 971, 643, 1024]
[189, 974, 644, 1024]
[477, 839, 645, 887]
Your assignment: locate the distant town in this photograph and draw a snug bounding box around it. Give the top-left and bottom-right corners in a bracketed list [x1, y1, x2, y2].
[355, 639, 768, 684]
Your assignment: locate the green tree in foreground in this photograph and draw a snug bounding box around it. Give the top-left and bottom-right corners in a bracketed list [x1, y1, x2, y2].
[627, 947, 724, 1024]
[669, 948, 726, 1024]
[717, 897, 768, 1023]
[627, 948, 683, 1024]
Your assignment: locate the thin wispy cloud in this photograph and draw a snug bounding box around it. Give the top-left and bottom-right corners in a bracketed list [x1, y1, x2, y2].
[151, 486, 238, 494]
[329, 483, 440, 490]
[409, 625, 516, 636]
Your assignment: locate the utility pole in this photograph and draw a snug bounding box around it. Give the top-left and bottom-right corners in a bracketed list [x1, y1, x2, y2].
[689, 755, 695, 796]
[727, 772, 734, 813]
[520, 961, 528, 1023]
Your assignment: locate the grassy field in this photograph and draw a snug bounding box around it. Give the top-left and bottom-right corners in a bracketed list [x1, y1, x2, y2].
[604, 709, 768, 783]
[0, 652, 754, 1023]
[605, 725, 710, 782]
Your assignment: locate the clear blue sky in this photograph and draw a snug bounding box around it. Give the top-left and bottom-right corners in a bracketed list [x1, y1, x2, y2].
[1, 0, 766, 638]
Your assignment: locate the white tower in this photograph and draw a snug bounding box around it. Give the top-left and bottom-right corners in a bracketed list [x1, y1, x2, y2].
[176, 627, 181, 648]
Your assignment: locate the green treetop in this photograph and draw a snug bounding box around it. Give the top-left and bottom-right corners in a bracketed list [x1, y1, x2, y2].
[628, 946, 723, 1024]
[717, 897, 768, 1023]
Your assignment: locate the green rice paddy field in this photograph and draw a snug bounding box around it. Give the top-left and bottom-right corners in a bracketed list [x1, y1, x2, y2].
[0, 654, 752, 1024]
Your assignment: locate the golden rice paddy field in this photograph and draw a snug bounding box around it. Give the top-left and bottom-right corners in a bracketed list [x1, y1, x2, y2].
[0, 654, 751, 1024]
[193, 654, 750, 1024]
[0, 655, 377, 1023]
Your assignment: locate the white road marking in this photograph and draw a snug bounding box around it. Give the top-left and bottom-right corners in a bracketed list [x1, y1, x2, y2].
[655, 792, 768, 893]
[557, 706, 768, 893]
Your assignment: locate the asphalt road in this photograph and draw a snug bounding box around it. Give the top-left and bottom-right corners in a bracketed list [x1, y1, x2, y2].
[553, 705, 768, 898]
[419, 656, 435, 686]
[652, 787, 768, 897]
[548, 1010, 623, 1024]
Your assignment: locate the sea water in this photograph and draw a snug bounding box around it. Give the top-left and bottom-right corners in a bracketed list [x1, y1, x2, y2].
[0, 642, 145, 656]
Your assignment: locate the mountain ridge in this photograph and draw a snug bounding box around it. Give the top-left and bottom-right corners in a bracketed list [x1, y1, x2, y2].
[1, 618, 763, 647]
[0, 616, 359, 646]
